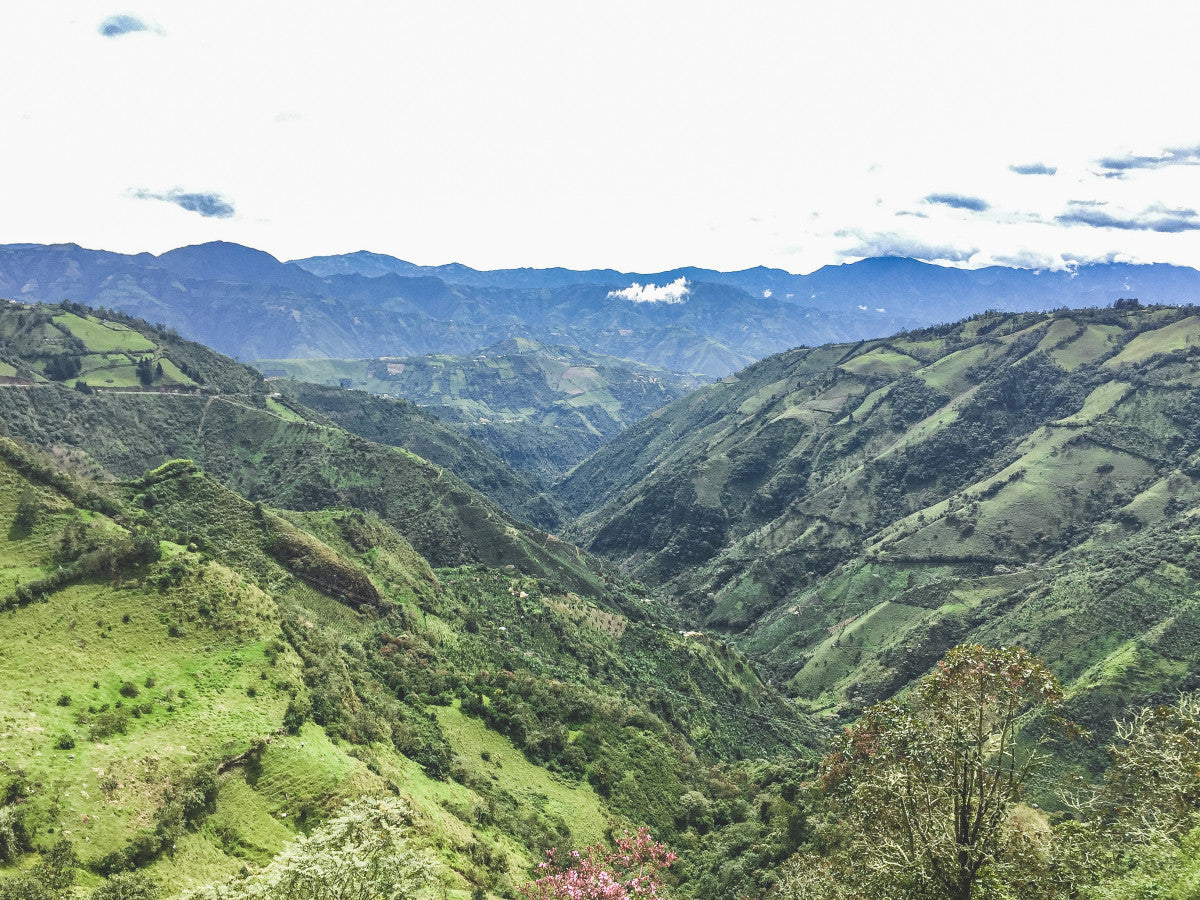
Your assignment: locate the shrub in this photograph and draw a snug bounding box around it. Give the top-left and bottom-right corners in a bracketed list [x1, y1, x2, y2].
[91, 871, 159, 900]
[0, 805, 29, 863]
[89, 709, 131, 741]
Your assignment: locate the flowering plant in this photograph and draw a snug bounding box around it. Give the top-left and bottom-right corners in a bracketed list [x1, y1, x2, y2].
[519, 828, 677, 900]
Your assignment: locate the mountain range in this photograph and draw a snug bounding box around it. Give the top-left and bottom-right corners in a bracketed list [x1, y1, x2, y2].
[4, 242, 1200, 377]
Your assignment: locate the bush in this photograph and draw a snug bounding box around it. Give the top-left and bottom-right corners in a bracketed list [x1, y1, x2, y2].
[53, 732, 76, 751]
[91, 871, 159, 900]
[0, 805, 29, 864]
[12, 489, 38, 534]
[89, 709, 131, 741]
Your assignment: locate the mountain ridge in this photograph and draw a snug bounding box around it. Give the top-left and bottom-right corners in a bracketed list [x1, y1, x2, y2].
[6, 241, 1200, 378]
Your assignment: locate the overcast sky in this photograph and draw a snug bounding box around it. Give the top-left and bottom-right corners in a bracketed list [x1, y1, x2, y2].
[3, 1, 1199, 273]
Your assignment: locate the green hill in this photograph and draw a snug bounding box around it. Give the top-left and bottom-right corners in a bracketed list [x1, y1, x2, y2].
[0, 302, 816, 900]
[262, 382, 563, 530]
[257, 340, 709, 484]
[558, 304, 1200, 756]
[0, 303, 599, 595]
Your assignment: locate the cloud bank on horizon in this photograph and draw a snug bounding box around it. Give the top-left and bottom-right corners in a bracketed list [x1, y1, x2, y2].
[2, 3, 1198, 274]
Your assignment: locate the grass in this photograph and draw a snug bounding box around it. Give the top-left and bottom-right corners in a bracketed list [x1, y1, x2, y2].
[1104, 315, 1200, 367]
[434, 706, 609, 848]
[838, 347, 921, 377]
[1054, 381, 1132, 425]
[1049, 322, 1122, 370]
[254, 358, 372, 388]
[915, 343, 989, 391]
[53, 313, 156, 354]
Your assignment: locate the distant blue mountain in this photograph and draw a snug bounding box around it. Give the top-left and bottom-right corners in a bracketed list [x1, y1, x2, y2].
[2, 241, 1198, 377]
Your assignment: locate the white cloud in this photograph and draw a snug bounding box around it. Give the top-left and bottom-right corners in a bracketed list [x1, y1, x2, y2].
[762, 288, 772, 298]
[607, 277, 691, 304]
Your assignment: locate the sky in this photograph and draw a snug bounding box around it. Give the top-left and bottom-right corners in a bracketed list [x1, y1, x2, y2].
[3, 1, 1199, 274]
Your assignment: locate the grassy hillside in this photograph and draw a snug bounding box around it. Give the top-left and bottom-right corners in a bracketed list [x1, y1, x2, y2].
[265, 382, 562, 529]
[0, 435, 812, 899]
[0, 301, 818, 899]
[257, 340, 709, 484]
[0, 302, 605, 596]
[558, 304, 1200, 757]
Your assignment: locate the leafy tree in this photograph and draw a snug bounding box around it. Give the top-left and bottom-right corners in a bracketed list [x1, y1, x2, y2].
[816, 645, 1069, 900]
[0, 839, 77, 899]
[0, 806, 28, 863]
[1056, 693, 1200, 897]
[91, 872, 159, 900]
[519, 828, 676, 900]
[1101, 692, 1200, 839]
[183, 796, 436, 900]
[44, 354, 81, 382]
[12, 488, 38, 534]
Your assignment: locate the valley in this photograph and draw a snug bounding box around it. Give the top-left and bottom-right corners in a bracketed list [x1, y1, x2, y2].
[5, 285, 1200, 899]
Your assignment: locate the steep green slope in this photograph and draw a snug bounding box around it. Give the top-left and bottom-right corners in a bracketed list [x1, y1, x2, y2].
[559, 305, 1200, 753]
[0, 302, 601, 595]
[0, 437, 812, 899]
[0, 301, 818, 899]
[257, 340, 709, 484]
[266, 382, 562, 529]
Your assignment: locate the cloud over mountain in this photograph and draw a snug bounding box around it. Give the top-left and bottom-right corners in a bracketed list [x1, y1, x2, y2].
[839, 231, 976, 263]
[131, 189, 235, 219]
[607, 277, 690, 304]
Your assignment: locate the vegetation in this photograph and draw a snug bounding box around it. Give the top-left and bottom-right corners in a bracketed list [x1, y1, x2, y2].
[9, 296, 1200, 899]
[817, 646, 1069, 900]
[560, 305, 1200, 759]
[0, 406, 807, 899]
[182, 797, 436, 900]
[262, 340, 709, 486]
[519, 829, 675, 900]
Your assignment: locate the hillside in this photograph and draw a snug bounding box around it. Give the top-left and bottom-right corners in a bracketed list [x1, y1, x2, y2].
[0, 306, 817, 899]
[261, 382, 561, 529]
[557, 304, 1200, 754]
[0, 439, 811, 898]
[0, 302, 601, 594]
[259, 340, 709, 483]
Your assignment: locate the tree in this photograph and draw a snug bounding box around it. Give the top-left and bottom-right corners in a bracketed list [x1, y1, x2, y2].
[136, 357, 154, 386]
[1101, 691, 1200, 839]
[817, 645, 1069, 900]
[91, 872, 159, 900]
[12, 489, 38, 534]
[519, 828, 677, 900]
[183, 796, 436, 900]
